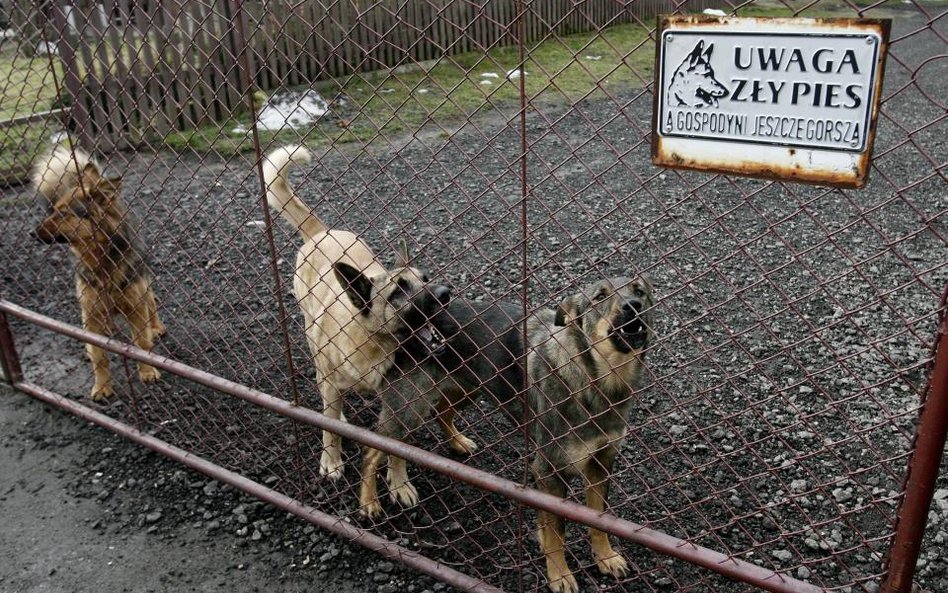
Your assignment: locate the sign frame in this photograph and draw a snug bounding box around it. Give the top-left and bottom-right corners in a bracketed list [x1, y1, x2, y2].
[651, 15, 891, 188]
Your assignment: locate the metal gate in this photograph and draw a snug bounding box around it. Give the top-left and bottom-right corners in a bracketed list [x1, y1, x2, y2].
[1, 1, 946, 592]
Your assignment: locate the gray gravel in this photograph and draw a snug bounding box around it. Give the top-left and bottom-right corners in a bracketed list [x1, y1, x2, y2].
[0, 6, 945, 593]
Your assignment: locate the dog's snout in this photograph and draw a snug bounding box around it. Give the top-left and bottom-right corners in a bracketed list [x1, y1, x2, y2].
[432, 285, 451, 305]
[622, 299, 642, 314]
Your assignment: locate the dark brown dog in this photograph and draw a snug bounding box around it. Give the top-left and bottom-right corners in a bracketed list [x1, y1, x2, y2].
[32, 146, 164, 400]
[527, 276, 654, 592]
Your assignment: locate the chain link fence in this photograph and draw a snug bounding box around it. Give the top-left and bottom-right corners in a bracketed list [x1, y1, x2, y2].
[1, 1, 946, 592]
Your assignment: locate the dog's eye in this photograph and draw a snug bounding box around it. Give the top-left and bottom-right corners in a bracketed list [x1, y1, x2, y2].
[593, 288, 609, 302]
[396, 278, 412, 294]
[633, 287, 645, 298]
[421, 274, 429, 283]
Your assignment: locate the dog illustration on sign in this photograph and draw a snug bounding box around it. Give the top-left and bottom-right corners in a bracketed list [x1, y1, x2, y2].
[668, 40, 729, 107]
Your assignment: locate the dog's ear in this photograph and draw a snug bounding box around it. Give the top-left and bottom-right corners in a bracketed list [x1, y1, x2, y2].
[554, 294, 589, 327]
[395, 238, 410, 268]
[333, 262, 374, 315]
[98, 176, 122, 194]
[704, 43, 714, 59]
[638, 272, 654, 293]
[79, 162, 102, 189]
[689, 40, 705, 66]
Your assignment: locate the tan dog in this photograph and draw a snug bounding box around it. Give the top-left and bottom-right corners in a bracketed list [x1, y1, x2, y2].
[263, 146, 450, 480]
[32, 146, 165, 400]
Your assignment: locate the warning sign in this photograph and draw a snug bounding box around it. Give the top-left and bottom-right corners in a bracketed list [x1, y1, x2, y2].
[652, 16, 890, 188]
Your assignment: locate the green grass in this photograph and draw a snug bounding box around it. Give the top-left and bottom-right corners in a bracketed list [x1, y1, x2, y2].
[0, 52, 62, 120]
[0, 51, 65, 183]
[166, 23, 654, 154]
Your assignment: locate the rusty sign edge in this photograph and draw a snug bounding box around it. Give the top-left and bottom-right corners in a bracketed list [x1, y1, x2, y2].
[651, 15, 891, 189]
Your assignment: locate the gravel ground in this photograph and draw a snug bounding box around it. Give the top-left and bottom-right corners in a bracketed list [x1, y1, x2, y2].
[1, 7, 946, 593]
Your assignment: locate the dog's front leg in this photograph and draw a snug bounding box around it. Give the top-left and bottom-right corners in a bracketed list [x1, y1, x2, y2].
[319, 381, 345, 479]
[359, 446, 385, 518]
[144, 285, 166, 338]
[435, 396, 478, 455]
[79, 288, 113, 401]
[121, 282, 161, 385]
[584, 452, 628, 579]
[386, 456, 418, 507]
[535, 465, 578, 593]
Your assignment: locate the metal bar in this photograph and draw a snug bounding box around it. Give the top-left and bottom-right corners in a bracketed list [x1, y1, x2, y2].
[0, 299, 824, 593]
[10, 380, 501, 593]
[0, 108, 68, 130]
[881, 287, 948, 593]
[515, 0, 531, 592]
[233, 0, 303, 407]
[51, 3, 94, 152]
[0, 309, 23, 383]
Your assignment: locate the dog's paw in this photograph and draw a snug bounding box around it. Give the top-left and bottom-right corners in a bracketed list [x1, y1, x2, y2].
[138, 366, 161, 384]
[596, 552, 629, 578]
[90, 383, 114, 402]
[547, 572, 579, 593]
[448, 433, 479, 455]
[388, 480, 419, 508]
[359, 496, 384, 519]
[319, 451, 345, 480]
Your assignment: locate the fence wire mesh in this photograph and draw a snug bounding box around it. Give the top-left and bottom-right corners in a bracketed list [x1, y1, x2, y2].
[1, 1, 946, 592]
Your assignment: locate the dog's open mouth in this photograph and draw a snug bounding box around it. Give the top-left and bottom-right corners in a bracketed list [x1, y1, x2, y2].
[614, 316, 647, 349]
[696, 88, 721, 107]
[416, 323, 446, 355]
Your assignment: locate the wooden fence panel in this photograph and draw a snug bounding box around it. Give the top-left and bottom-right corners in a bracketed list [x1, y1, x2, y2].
[55, 0, 722, 147]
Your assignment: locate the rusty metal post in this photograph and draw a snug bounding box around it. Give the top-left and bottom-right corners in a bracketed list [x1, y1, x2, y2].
[0, 309, 23, 384]
[881, 287, 948, 593]
[50, 2, 94, 152]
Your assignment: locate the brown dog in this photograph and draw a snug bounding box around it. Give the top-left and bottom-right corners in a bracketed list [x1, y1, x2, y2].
[32, 146, 164, 400]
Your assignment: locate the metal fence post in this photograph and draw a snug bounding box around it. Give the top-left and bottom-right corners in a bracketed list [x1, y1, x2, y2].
[881, 286, 948, 593]
[0, 308, 23, 384]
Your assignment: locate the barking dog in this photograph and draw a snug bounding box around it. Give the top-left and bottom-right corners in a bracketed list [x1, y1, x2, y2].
[358, 298, 526, 516]
[263, 145, 451, 479]
[668, 40, 729, 107]
[528, 277, 654, 593]
[359, 277, 653, 593]
[32, 146, 165, 401]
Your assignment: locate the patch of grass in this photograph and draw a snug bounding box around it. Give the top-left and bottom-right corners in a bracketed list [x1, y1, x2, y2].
[0, 51, 65, 183]
[166, 23, 653, 154]
[0, 52, 62, 120]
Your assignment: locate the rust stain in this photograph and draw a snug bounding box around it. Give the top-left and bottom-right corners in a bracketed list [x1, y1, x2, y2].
[651, 15, 890, 190]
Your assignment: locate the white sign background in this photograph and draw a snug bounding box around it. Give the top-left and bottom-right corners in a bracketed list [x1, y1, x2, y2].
[658, 31, 880, 152]
[652, 17, 889, 188]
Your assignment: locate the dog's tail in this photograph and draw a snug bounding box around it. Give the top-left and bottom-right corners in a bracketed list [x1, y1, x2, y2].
[262, 145, 326, 240]
[32, 145, 95, 203]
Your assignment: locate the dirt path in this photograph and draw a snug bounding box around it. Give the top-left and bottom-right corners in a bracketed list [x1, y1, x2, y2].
[0, 384, 400, 593]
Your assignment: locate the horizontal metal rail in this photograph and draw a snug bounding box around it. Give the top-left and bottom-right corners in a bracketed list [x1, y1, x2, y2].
[11, 380, 501, 593]
[0, 299, 825, 593]
[0, 108, 67, 129]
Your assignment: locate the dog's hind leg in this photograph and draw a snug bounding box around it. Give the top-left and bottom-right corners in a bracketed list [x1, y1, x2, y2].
[78, 285, 114, 401]
[534, 463, 578, 593]
[318, 381, 346, 479]
[585, 449, 628, 579]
